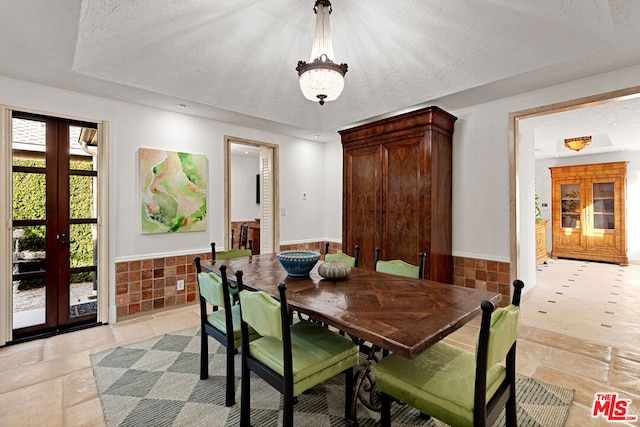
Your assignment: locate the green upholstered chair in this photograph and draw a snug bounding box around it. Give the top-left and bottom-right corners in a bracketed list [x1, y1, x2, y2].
[211, 241, 251, 261]
[375, 247, 425, 279]
[193, 257, 259, 407]
[238, 281, 359, 427]
[324, 242, 360, 267]
[377, 279, 525, 427]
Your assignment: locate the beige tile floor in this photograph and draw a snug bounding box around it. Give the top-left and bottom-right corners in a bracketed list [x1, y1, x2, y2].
[0, 259, 638, 426]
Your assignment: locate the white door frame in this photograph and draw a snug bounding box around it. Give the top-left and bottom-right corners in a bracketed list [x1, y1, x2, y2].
[224, 136, 279, 253]
[0, 106, 109, 345]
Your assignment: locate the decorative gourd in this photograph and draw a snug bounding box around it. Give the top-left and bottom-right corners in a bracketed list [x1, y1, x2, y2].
[318, 260, 351, 280]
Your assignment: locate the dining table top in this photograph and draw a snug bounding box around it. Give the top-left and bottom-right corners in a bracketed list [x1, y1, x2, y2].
[202, 253, 502, 359]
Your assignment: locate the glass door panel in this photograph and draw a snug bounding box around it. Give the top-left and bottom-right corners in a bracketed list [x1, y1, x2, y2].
[592, 182, 615, 230]
[67, 125, 98, 321]
[68, 223, 98, 319]
[560, 183, 581, 228]
[12, 117, 48, 331]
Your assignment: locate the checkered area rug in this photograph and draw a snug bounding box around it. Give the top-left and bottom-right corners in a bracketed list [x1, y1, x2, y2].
[91, 327, 574, 426]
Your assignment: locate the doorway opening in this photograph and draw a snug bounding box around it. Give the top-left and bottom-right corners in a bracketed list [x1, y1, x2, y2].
[10, 111, 103, 342]
[510, 86, 640, 346]
[510, 86, 640, 285]
[224, 136, 279, 255]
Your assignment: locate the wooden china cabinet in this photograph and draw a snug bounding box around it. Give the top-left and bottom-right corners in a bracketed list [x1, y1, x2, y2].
[550, 162, 628, 265]
[339, 106, 457, 283]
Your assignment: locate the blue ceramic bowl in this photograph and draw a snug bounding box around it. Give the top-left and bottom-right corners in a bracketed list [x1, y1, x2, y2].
[276, 250, 321, 277]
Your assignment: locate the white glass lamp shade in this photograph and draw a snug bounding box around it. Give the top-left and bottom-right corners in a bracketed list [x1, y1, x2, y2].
[297, 57, 346, 104]
[296, 0, 347, 105]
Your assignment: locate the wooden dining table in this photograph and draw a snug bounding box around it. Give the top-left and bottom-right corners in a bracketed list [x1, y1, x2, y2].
[201, 253, 501, 360]
[202, 253, 502, 424]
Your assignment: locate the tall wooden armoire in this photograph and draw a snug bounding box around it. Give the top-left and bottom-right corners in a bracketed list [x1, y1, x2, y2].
[339, 106, 457, 283]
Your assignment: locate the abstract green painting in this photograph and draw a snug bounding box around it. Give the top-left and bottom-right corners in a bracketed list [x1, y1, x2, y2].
[140, 148, 207, 234]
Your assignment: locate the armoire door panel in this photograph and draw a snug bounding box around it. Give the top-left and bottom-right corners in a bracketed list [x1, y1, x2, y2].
[343, 145, 381, 270]
[381, 137, 424, 265]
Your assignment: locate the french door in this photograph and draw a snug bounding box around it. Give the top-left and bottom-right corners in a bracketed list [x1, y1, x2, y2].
[11, 111, 100, 340]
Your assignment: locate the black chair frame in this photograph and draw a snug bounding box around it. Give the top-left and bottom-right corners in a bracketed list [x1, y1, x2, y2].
[194, 256, 239, 407]
[380, 279, 525, 427]
[239, 279, 355, 427]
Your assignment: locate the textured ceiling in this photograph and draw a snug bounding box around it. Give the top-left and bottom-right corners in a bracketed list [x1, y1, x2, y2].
[524, 96, 640, 159]
[1, 0, 640, 144]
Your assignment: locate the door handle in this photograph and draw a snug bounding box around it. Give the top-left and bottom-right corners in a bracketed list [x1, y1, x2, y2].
[60, 240, 75, 245]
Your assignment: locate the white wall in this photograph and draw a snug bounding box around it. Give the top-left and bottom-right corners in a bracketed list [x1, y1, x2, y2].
[445, 65, 640, 265]
[323, 141, 343, 243]
[230, 154, 260, 222]
[278, 138, 326, 244]
[0, 75, 328, 256]
[536, 151, 640, 262]
[0, 75, 329, 323]
[320, 64, 640, 287]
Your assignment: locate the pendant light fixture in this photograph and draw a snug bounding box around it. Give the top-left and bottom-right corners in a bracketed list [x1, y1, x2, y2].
[296, 0, 348, 105]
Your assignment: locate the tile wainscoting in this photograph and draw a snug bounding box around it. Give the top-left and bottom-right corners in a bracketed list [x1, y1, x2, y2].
[115, 247, 508, 320]
[115, 241, 343, 320]
[453, 256, 512, 305]
[115, 253, 207, 319]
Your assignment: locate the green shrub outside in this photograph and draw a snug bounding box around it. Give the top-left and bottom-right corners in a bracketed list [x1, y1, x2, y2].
[13, 158, 95, 289]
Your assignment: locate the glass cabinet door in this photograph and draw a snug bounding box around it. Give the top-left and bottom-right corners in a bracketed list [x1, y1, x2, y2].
[592, 182, 615, 229]
[560, 184, 581, 228]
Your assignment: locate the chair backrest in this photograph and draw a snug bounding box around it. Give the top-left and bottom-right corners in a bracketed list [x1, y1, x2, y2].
[197, 266, 226, 307]
[324, 243, 360, 267]
[211, 242, 252, 261]
[375, 247, 425, 279]
[239, 224, 249, 249]
[239, 288, 285, 341]
[239, 280, 294, 385]
[485, 304, 520, 366]
[194, 256, 235, 338]
[473, 279, 525, 425]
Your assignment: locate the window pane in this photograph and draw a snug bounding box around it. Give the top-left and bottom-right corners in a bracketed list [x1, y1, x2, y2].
[69, 272, 97, 318]
[593, 214, 615, 230]
[12, 170, 46, 220]
[12, 225, 47, 329]
[12, 118, 46, 165]
[13, 225, 46, 261]
[70, 175, 97, 219]
[69, 224, 97, 268]
[69, 126, 97, 170]
[560, 184, 580, 228]
[593, 182, 614, 198]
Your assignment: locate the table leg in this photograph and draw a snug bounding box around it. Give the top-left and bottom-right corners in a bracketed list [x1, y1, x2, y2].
[348, 342, 383, 426]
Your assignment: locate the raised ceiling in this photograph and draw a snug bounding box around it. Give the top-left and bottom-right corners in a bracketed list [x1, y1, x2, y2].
[2, 0, 640, 143]
[525, 96, 640, 159]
